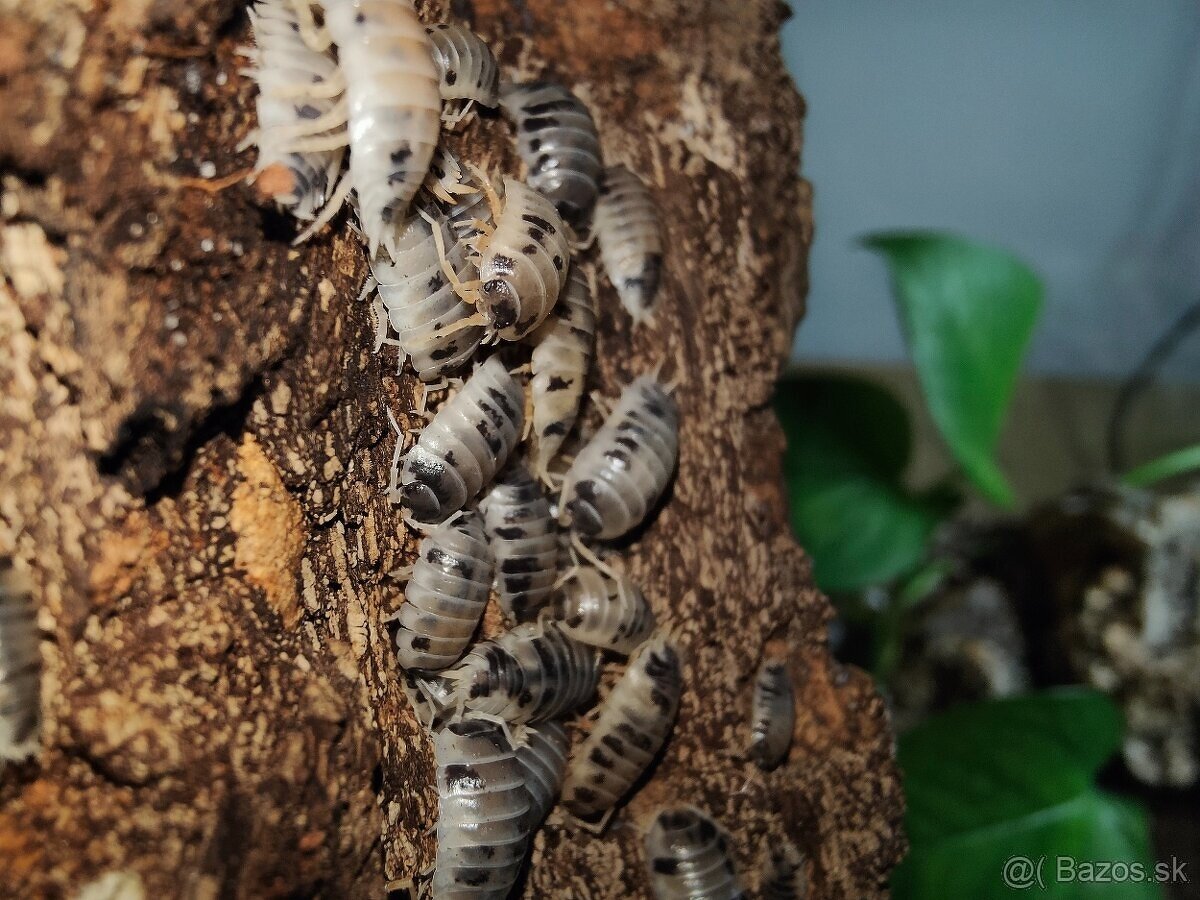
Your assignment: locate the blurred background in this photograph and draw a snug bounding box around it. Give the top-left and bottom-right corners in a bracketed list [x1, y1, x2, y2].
[778, 3, 1200, 897]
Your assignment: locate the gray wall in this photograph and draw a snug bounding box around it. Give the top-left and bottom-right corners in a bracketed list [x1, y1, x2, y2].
[783, 1, 1200, 381]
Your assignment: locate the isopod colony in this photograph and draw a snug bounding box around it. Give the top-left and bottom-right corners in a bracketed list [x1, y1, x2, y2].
[0, 0, 799, 896]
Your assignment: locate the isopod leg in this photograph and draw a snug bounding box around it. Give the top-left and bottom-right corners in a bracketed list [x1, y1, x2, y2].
[419, 208, 482, 304]
[292, 166, 354, 245]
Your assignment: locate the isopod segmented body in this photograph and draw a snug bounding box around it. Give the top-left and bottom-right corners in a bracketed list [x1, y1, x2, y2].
[443, 621, 599, 724]
[514, 720, 570, 827]
[1, 565, 39, 764]
[457, 177, 571, 341]
[501, 81, 603, 227]
[393, 509, 492, 671]
[748, 653, 795, 771]
[559, 375, 680, 541]
[480, 463, 558, 623]
[594, 165, 664, 324]
[426, 23, 499, 121]
[643, 807, 748, 900]
[397, 355, 524, 522]
[527, 265, 596, 480]
[432, 717, 532, 899]
[243, 0, 346, 221]
[555, 567, 656, 655]
[760, 840, 807, 900]
[373, 214, 485, 380]
[324, 0, 440, 258]
[561, 633, 682, 819]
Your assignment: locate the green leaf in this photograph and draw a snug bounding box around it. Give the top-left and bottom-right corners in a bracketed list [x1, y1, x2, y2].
[895, 690, 1161, 900]
[1123, 443, 1200, 489]
[865, 232, 1042, 507]
[775, 374, 956, 593]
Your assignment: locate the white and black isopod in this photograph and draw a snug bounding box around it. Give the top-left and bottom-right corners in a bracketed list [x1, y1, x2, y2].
[1, 565, 39, 765]
[748, 652, 795, 771]
[559, 375, 679, 541]
[479, 463, 558, 623]
[555, 567, 656, 655]
[561, 633, 682, 821]
[760, 840, 807, 900]
[396, 355, 524, 522]
[500, 81, 603, 227]
[514, 720, 570, 827]
[241, 0, 346, 225]
[426, 23, 499, 125]
[527, 265, 596, 481]
[393, 509, 492, 671]
[324, 0, 441, 258]
[442, 620, 599, 724]
[432, 717, 532, 899]
[594, 164, 665, 324]
[443, 176, 571, 341]
[643, 806, 748, 900]
[372, 213, 486, 381]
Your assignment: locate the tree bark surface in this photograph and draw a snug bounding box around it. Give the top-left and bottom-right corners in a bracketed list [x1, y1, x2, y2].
[0, 0, 905, 896]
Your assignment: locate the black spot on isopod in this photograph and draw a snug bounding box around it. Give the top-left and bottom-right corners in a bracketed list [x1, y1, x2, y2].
[698, 818, 718, 842]
[391, 146, 412, 165]
[502, 574, 534, 593]
[427, 271, 446, 290]
[355, 12, 365, 24]
[520, 213, 555, 233]
[446, 69, 458, 85]
[296, 104, 322, 120]
[588, 747, 614, 769]
[522, 243, 538, 255]
[458, 870, 491, 887]
[411, 636, 431, 650]
[444, 764, 485, 791]
[546, 376, 571, 392]
[522, 115, 559, 132]
[652, 858, 680, 875]
[540, 421, 568, 437]
[524, 99, 580, 115]
[600, 734, 624, 753]
[493, 525, 528, 540]
[553, 255, 564, 270]
[528, 138, 542, 152]
[526, 226, 545, 243]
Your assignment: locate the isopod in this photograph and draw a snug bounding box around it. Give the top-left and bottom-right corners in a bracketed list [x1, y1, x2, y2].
[514, 719, 570, 827]
[555, 567, 656, 655]
[392, 509, 492, 671]
[441, 175, 571, 341]
[527, 265, 596, 480]
[594, 164, 664, 324]
[396, 355, 524, 522]
[241, 0, 346, 223]
[479, 463, 558, 623]
[760, 840, 807, 900]
[561, 633, 682, 821]
[500, 81, 603, 227]
[748, 652, 795, 771]
[559, 374, 679, 541]
[0, 565, 39, 765]
[643, 806, 748, 900]
[372, 213, 486, 381]
[324, 0, 441, 258]
[441, 620, 599, 724]
[432, 717, 532, 899]
[426, 23, 499, 125]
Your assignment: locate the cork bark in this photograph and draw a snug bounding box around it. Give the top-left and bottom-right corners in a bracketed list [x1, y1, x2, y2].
[0, 0, 905, 897]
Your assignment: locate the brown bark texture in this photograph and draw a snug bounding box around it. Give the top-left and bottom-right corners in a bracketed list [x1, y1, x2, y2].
[0, 0, 905, 896]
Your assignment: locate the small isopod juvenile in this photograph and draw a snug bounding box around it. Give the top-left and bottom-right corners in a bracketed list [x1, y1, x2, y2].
[440, 175, 571, 341]
[514, 720, 570, 827]
[555, 567, 656, 655]
[442, 620, 599, 724]
[561, 633, 682, 821]
[500, 81, 603, 227]
[426, 23, 499, 125]
[643, 807, 748, 900]
[760, 840, 807, 900]
[432, 717, 532, 899]
[748, 650, 795, 771]
[392, 509, 492, 671]
[324, 0, 441, 258]
[479, 463, 558, 623]
[396, 355, 524, 522]
[372, 213, 486, 381]
[559, 374, 680, 541]
[1, 564, 39, 765]
[527, 265, 596, 480]
[241, 0, 346, 225]
[594, 164, 665, 324]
